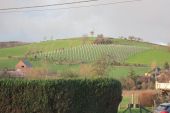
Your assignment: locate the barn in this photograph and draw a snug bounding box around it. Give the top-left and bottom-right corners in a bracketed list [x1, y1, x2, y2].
[16, 59, 32, 73]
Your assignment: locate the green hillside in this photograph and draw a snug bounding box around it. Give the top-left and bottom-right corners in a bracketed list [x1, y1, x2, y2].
[127, 48, 170, 65]
[0, 37, 169, 79]
[112, 38, 164, 48]
[0, 39, 83, 69]
[0, 39, 82, 58]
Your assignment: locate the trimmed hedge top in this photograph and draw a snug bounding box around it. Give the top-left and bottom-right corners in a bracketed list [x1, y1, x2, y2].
[0, 78, 122, 113]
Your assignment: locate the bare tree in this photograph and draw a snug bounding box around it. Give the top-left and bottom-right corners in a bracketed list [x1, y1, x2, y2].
[92, 57, 109, 76]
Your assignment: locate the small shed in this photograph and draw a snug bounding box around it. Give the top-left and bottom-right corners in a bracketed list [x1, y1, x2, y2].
[16, 59, 32, 72]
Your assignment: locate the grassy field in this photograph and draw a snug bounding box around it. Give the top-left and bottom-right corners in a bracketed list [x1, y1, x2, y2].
[33, 60, 150, 76]
[127, 48, 170, 65]
[112, 38, 164, 48]
[0, 38, 82, 69]
[0, 39, 82, 57]
[38, 63, 80, 74]
[0, 58, 18, 69]
[33, 62, 150, 79]
[0, 38, 169, 79]
[108, 66, 150, 79]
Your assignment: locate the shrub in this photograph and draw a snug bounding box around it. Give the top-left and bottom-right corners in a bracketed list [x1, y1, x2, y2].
[92, 58, 109, 76]
[79, 64, 94, 77]
[121, 77, 135, 90]
[60, 70, 79, 78]
[164, 62, 170, 70]
[93, 35, 113, 44]
[0, 78, 122, 113]
[157, 72, 170, 82]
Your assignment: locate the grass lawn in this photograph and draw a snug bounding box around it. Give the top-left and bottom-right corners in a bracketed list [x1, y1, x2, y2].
[118, 108, 152, 113]
[118, 108, 139, 113]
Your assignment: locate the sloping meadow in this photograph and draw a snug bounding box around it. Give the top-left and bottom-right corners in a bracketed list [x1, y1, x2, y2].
[0, 78, 122, 113]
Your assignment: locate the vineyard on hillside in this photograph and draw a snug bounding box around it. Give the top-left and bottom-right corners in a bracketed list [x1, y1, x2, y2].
[31, 44, 148, 64]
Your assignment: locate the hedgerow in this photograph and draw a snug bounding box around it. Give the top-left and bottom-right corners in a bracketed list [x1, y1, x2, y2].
[0, 78, 122, 113]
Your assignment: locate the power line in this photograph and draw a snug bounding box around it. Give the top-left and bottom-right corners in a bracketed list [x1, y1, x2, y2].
[0, 0, 142, 14]
[0, 0, 99, 11]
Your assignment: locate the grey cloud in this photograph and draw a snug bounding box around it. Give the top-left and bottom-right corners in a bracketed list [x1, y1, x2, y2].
[0, 0, 170, 44]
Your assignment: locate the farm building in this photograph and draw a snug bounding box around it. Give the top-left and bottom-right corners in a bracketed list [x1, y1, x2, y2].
[16, 59, 32, 73]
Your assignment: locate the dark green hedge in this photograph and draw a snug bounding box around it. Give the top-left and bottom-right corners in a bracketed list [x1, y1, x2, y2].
[0, 78, 122, 113]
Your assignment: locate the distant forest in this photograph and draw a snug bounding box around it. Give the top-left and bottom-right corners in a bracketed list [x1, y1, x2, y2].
[0, 41, 29, 48]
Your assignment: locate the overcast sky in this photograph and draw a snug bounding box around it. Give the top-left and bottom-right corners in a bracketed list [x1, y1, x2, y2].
[0, 0, 170, 45]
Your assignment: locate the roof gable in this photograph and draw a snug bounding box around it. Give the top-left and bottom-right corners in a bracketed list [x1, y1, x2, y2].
[23, 60, 32, 67]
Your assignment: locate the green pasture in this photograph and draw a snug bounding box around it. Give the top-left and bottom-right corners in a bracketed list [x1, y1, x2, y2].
[0, 46, 29, 57]
[107, 66, 150, 79]
[0, 58, 18, 69]
[32, 61, 150, 79]
[32, 62, 150, 78]
[32, 61, 80, 73]
[0, 39, 82, 57]
[127, 48, 170, 65]
[112, 38, 162, 48]
[0, 58, 149, 79]
[0, 38, 82, 69]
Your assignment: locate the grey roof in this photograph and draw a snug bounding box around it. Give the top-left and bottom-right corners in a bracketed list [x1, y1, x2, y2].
[23, 60, 32, 67]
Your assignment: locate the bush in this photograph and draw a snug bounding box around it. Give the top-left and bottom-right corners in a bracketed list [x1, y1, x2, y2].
[164, 62, 170, 70]
[0, 78, 122, 113]
[93, 36, 113, 44]
[60, 70, 79, 78]
[121, 77, 135, 90]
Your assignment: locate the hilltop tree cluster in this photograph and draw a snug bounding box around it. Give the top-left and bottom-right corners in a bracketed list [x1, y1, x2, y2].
[0, 41, 27, 48]
[93, 34, 113, 44]
[119, 36, 143, 42]
[128, 36, 143, 41]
